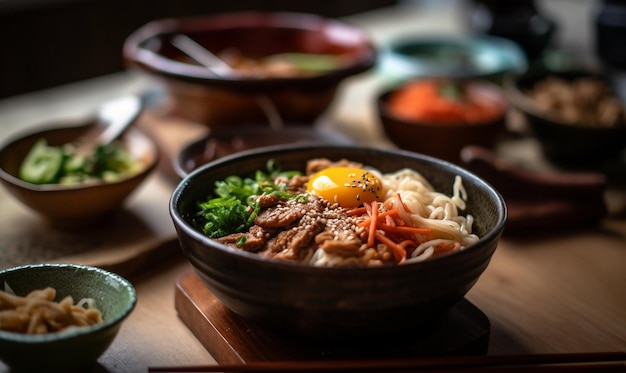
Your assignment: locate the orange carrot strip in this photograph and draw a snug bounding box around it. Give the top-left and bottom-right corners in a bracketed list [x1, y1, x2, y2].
[378, 208, 399, 219]
[347, 207, 367, 216]
[374, 232, 406, 263]
[357, 219, 371, 228]
[398, 240, 417, 251]
[434, 241, 461, 255]
[377, 224, 433, 235]
[396, 193, 410, 213]
[368, 201, 378, 247]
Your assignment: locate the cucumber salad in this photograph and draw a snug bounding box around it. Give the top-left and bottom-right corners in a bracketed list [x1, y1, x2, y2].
[19, 138, 143, 185]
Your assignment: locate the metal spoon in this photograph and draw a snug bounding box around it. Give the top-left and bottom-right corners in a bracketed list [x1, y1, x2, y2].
[75, 95, 143, 155]
[170, 34, 284, 131]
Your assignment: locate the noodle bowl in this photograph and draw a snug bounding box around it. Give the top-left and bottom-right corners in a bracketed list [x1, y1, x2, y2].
[171, 144, 506, 337]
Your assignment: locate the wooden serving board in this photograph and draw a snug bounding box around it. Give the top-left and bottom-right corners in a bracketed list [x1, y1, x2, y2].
[174, 271, 491, 364]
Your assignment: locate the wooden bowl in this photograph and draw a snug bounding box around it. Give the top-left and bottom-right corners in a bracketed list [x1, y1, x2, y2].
[123, 11, 377, 126]
[170, 144, 506, 338]
[0, 120, 159, 229]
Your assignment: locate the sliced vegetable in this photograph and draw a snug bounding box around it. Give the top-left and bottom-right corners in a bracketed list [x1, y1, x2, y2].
[194, 160, 303, 238]
[263, 53, 344, 73]
[19, 139, 63, 184]
[18, 138, 141, 185]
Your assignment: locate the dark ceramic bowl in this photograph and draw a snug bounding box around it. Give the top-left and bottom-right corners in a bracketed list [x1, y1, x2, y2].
[0, 120, 159, 229]
[377, 79, 509, 164]
[173, 125, 355, 179]
[505, 69, 626, 165]
[170, 144, 506, 338]
[0, 264, 136, 373]
[123, 11, 377, 126]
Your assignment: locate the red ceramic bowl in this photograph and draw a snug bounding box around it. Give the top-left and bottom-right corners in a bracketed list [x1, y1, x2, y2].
[123, 11, 377, 126]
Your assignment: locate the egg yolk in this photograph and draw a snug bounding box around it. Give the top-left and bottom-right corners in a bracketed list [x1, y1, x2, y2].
[307, 167, 383, 208]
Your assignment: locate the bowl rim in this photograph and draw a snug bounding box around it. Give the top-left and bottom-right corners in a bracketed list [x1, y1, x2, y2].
[380, 34, 528, 80]
[0, 122, 159, 192]
[0, 263, 137, 343]
[173, 125, 356, 179]
[170, 143, 507, 272]
[377, 78, 509, 128]
[122, 11, 378, 89]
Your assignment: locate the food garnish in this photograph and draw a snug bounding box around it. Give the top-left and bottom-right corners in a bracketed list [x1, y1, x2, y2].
[194, 160, 302, 238]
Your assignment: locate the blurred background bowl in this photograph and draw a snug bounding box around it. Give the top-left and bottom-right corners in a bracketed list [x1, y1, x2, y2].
[0, 263, 136, 373]
[377, 78, 509, 164]
[174, 125, 355, 179]
[379, 35, 527, 83]
[0, 120, 159, 229]
[505, 68, 626, 166]
[170, 144, 506, 338]
[123, 11, 377, 126]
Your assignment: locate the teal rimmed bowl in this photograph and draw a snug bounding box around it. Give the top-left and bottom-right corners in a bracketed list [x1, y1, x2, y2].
[380, 35, 527, 82]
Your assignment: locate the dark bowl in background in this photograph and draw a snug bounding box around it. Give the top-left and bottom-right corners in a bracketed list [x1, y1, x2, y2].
[505, 69, 626, 166]
[376, 79, 509, 165]
[173, 125, 354, 179]
[169, 144, 506, 338]
[123, 11, 377, 126]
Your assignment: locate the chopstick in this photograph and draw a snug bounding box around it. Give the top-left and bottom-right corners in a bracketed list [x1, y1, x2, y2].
[148, 351, 626, 372]
[169, 34, 285, 132]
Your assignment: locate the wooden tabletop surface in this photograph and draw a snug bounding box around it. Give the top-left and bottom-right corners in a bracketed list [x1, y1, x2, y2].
[1, 2, 625, 372]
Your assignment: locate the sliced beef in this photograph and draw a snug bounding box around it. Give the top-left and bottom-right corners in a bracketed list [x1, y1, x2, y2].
[254, 196, 326, 229]
[216, 225, 268, 252]
[256, 193, 282, 208]
[316, 231, 363, 257]
[261, 221, 324, 260]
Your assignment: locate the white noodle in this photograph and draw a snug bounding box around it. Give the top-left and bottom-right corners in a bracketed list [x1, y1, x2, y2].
[377, 169, 479, 247]
[297, 167, 478, 267]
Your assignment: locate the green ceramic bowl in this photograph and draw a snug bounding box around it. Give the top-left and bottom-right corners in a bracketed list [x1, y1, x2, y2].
[0, 264, 136, 373]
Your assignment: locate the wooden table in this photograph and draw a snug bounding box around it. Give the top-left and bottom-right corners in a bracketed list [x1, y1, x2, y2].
[1, 2, 625, 372]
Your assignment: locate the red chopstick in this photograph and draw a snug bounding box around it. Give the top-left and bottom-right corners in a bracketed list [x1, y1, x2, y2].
[148, 351, 626, 372]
